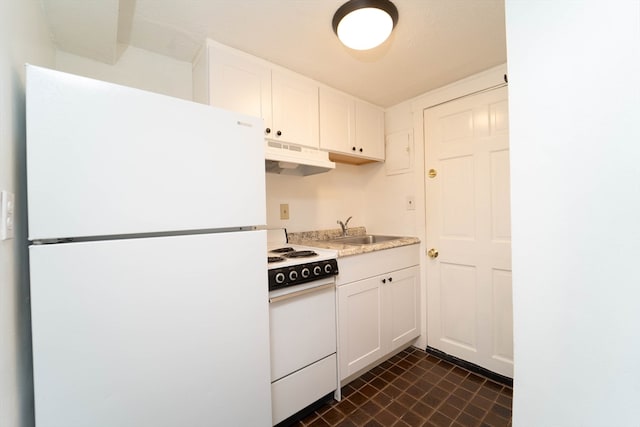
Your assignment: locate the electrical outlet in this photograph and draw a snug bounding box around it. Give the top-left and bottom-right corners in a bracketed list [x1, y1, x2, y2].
[280, 203, 290, 220]
[406, 196, 415, 211]
[1, 190, 15, 240]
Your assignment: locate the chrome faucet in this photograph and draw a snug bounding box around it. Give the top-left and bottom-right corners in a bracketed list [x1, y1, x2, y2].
[337, 216, 353, 237]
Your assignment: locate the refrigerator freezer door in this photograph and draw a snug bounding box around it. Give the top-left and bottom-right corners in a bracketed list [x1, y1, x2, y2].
[26, 65, 266, 240]
[30, 230, 271, 427]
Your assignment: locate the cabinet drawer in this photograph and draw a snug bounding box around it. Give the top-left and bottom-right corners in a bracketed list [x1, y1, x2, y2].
[271, 354, 337, 425]
[336, 244, 419, 285]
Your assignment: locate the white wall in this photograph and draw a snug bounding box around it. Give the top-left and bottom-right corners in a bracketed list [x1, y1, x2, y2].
[266, 163, 368, 232]
[265, 100, 422, 236]
[0, 1, 55, 426]
[56, 46, 193, 100]
[362, 101, 419, 237]
[506, 1, 640, 425]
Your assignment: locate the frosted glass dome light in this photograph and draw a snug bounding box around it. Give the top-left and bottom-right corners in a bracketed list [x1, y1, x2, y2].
[332, 0, 399, 51]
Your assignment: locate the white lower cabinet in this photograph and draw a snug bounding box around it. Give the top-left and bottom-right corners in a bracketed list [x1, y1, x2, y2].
[339, 275, 385, 377]
[337, 246, 420, 381]
[386, 267, 421, 351]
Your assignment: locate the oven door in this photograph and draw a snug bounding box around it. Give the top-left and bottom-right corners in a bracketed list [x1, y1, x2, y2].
[269, 278, 336, 382]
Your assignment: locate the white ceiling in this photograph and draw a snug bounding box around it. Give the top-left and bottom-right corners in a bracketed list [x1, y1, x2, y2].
[41, 0, 506, 107]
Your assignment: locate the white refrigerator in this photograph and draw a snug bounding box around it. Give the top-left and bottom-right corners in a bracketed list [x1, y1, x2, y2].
[26, 65, 272, 426]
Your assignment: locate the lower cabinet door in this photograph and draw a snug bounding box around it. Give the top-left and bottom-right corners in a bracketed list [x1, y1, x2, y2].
[338, 266, 420, 381]
[385, 266, 420, 352]
[338, 276, 385, 379]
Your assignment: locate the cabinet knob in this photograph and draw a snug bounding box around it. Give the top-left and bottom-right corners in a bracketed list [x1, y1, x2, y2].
[359, 148, 363, 153]
[382, 279, 386, 284]
[265, 127, 271, 134]
[428, 248, 439, 258]
[276, 130, 282, 136]
[352, 146, 356, 151]
[388, 277, 392, 282]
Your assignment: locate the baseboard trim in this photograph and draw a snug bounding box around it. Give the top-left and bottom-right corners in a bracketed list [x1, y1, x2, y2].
[425, 346, 513, 387]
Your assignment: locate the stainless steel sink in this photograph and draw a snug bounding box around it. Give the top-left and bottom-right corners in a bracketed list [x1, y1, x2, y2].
[328, 235, 402, 245]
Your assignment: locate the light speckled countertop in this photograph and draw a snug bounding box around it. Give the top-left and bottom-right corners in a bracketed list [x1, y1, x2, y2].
[287, 226, 420, 257]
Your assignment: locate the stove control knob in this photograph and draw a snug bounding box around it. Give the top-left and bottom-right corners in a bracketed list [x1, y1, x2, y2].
[289, 270, 298, 281]
[275, 272, 286, 284]
[313, 266, 322, 276]
[301, 268, 310, 278]
[324, 263, 333, 274]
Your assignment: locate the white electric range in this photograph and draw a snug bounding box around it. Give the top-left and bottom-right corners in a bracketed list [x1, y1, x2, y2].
[266, 229, 339, 425]
[267, 229, 338, 294]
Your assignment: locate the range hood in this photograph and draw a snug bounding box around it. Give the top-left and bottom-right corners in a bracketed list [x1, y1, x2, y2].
[265, 140, 335, 176]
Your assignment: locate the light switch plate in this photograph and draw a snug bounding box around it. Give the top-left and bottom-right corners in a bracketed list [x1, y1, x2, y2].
[1, 190, 15, 240]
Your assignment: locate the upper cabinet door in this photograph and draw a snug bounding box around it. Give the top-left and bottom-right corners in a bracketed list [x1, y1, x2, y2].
[207, 45, 272, 134]
[355, 100, 385, 161]
[194, 40, 384, 156]
[319, 87, 355, 153]
[271, 70, 319, 148]
[318, 89, 386, 164]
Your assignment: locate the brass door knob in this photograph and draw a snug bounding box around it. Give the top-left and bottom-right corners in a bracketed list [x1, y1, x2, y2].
[428, 248, 439, 258]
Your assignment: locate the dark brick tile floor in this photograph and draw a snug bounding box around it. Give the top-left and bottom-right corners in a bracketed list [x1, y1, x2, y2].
[288, 347, 512, 427]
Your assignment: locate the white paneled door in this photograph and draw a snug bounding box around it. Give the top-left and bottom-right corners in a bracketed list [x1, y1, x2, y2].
[424, 87, 513, 377]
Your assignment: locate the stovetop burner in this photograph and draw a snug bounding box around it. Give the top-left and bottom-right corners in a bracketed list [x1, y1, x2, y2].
[283, 250, 317, 258]
[270, 247, 296, 254]
[267, 236, 339, 291]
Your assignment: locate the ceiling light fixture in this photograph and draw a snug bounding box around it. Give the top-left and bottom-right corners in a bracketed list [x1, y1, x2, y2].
[332, 0, 399, 51]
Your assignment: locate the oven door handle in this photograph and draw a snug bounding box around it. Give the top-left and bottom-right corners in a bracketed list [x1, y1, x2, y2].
[268, 282, 335, 304]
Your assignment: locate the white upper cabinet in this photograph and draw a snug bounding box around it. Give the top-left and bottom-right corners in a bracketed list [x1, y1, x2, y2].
[209, 48, 272, 127]
[319, 87, 385, 163]
[194, 39, 383, 157]
[355, 100, 385, 160]
[194, 40, 319, 149]
[319, 87, 355, 154]
[193, 41, 271, 125]
[271, 70, 319, 148]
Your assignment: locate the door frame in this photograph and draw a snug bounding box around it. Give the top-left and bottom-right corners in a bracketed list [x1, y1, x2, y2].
[405, 64, 507, 350]
[423, 85, 512, 377]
